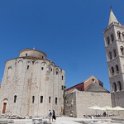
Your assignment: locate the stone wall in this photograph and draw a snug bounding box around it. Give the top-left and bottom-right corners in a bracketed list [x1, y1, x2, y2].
[76, 91, 111, 117]
[111, 91, 124, 107]
[65, 90, 111, 117]
[64, 92, 77, 117]
[0, 49, 65, 117]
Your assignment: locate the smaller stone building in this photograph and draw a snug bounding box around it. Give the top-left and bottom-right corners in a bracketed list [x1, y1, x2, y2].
[65, 76, 111, 117]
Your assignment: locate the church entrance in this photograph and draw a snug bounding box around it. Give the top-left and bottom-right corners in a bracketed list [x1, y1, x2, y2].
[2, 103, 7, 114]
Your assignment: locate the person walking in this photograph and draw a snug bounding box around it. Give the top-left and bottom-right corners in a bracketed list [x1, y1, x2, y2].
[52, 110, 56, 121]
[48, 110, 52, 123]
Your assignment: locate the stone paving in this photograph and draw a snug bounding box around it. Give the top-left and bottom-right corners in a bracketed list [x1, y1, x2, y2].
[0, 117, 124, 124]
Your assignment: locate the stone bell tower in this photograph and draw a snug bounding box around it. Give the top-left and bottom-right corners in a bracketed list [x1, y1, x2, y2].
[104, 9, 124, 107]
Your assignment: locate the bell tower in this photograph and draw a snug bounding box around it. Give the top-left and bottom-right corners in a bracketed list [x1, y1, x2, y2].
[104, 9, 124, 107]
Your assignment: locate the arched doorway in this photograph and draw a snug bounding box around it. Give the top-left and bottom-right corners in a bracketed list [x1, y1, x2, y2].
[2, 98, 8, 114]
[2, 103, 7, 114]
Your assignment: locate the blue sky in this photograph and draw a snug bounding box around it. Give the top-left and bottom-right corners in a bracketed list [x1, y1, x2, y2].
[0, 0, 124, 90]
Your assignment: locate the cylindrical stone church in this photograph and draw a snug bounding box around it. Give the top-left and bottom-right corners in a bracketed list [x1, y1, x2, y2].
[0, 49, 65, 117]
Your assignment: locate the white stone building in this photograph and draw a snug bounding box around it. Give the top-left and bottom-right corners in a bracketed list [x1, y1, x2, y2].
[64, 76, 111, 117]
[0, 49, 65, 117]
[104, 10, 124, 107]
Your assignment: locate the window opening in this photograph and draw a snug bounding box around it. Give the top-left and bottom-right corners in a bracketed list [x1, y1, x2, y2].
[40, 96, 43, 103]
[62, 76, 64, 80]
[56, 71, 58, 75]
[120, 46, 124, 55]
[113, 49, 117, 57]
[32, 96, 35, 103]
[118, 81, 122, 91]
[14, 95, 17, 103]
[117, 31, 121, 39]
[106, 37, 110, 45]
[111, 34, 114, 41]
[55, 97, 57, 105]
[109, 51, 112, 60]
[116, 65, 119, 73]
[111, 67, 114, 75]
[113, 83, 117, 92]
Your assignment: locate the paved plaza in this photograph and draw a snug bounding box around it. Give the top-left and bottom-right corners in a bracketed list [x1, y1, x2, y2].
[0, 116, 124, 124]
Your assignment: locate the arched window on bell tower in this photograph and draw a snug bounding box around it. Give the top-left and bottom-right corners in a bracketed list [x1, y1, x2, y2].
[113, 49, 117, 57]
[111, 34, 114, 42]
[122, 32, 124, 40]
[111, 66, 114, 75]
[117, 31, 121, 39]
[120, 46, 124, 55]
[115, 65, 119, 73]
[117, 81, 122, 91]
[106, 37, 110, 46]
[109, 51, 112, 60]
[112, 82, 117, 92]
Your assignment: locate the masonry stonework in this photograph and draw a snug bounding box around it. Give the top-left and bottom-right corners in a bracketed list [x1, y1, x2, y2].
[0, 49, 65, 117]
[65, 76, 111, 117]
[104, 10, 124, 107]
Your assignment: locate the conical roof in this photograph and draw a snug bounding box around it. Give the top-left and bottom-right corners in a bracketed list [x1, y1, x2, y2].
[108, 9, 120, 25]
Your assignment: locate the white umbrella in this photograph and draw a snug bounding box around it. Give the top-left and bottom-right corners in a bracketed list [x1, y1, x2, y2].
[112, 106, 124, 115]
[112, 106, 124, 111]
[88, 106, 103, 115]
[101, 106, 112, 111]
[88, 106, 102, 110]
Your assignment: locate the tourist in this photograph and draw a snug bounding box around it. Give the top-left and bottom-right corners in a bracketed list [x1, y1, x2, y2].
[103, 112, 107, 117]
[52, 110, 56, 121]
[48, 110, 52, 123]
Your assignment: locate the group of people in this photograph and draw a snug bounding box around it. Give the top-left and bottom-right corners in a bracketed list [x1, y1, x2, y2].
[48, 110, 56, 123]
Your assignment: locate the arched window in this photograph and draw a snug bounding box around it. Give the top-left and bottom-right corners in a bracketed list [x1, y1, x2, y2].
[41, 67, 44, 70]
[62, 76, 64, 80]
[40, 96, 43, 103]
[122, 32, 124, 39]
[115, 65, 119, 73]
[113, 83, 117, 92]
[62, 85, 64, 90]
[109, 51, 112, 60]
[111, 67, 114, 75]
[113, 49, 117, 57]
[117, 31, 121, 39]
[32, 96, 35, 103]
[111, 34, 114, 42]
[56, 71, 58, 75]
[14, 95, 17, 103]
[55, 97, 57, 105]
[117, 81, 122, 91]
[106, 37, 110, 45]
[25, 53, 28, 56]
[120, 46, 124, 55]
